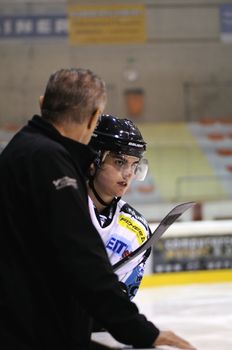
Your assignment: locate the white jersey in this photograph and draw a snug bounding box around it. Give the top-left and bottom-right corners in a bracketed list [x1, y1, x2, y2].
[88, 196, 151, 299]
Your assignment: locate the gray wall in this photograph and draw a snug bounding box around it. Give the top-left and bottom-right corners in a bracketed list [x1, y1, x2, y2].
[1, 0, 232, 125]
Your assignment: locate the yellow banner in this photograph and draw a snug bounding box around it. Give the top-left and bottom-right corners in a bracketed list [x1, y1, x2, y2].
[68, 4, 146, 45]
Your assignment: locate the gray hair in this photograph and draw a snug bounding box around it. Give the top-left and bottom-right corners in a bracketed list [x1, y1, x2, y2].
[41, 68, 107, 124]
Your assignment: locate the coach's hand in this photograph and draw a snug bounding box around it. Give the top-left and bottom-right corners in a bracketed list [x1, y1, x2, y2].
[153, 330, 197, 349]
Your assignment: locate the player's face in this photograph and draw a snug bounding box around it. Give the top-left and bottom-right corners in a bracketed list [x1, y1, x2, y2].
[94, 152, 140, 199]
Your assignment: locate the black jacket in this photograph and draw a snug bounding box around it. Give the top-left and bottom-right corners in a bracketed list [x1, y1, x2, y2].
[0, 115, 159, 349]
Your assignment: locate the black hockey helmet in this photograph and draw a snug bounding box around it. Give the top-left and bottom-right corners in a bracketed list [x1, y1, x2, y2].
[89, 114, 146, 158]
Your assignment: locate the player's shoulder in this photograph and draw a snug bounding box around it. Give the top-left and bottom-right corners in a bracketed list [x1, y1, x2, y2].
[118, 200, 149, 230]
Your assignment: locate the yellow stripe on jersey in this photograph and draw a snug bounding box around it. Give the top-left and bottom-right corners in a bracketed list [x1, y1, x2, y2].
[118, 214, 146, 245]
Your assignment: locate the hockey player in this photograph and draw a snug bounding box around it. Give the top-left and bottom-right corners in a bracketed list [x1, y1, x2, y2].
[87, 114, 197, 349]
[88, 114, 152, 300]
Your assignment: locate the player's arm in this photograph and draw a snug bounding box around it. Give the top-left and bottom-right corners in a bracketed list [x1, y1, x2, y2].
[118, 225, 152, 299]
[119, 247, 150, 299]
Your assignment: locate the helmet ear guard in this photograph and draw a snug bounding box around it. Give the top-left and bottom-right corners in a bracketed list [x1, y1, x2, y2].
[91, 150, 109, 169]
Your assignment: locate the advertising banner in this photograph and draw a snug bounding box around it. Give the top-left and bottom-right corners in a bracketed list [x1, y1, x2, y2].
[0, 15, 67, 38]
[68, 4, 146, 45]
[220, 4, 232, 43]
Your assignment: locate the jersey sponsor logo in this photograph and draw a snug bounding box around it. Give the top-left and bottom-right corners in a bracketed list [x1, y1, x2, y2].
[122, 249, 131, 258]
[106, 235, 131, 256]
[52, 176, 78, 190]
[118, 214, 146, 245]
[121, 203, 148, 228]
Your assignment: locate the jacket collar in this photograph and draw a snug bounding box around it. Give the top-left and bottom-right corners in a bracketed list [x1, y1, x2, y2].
[29, 115, 96, 175]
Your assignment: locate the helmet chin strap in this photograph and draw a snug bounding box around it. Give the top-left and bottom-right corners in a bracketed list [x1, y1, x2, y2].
[89, 179, 111, 207]
[89, 151, 110, 206]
